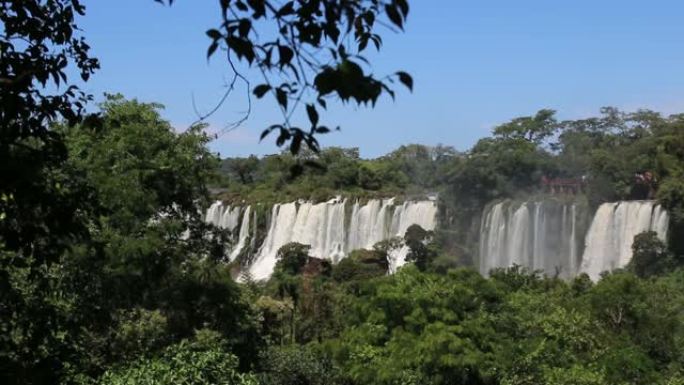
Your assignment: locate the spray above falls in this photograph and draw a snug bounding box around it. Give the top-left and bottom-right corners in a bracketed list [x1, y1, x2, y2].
[205, 198, 438, 280]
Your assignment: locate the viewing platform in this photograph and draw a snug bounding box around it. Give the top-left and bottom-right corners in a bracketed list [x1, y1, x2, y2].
[541, 176, 587, 195]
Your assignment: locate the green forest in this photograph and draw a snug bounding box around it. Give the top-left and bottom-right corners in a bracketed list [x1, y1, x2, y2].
[3, 95, 684, 385]
[4, 1, 684, 385]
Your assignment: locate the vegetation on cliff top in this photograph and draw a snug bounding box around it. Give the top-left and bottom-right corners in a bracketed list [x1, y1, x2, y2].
[3, 94, 684, 385]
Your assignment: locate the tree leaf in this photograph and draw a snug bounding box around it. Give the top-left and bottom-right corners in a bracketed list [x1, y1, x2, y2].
[277, 1, 295, 17]
[290, 134, 302, 154]
[396, 71, 413, 91]
[306, 104, 319, 127]
[276, 88, 288, 110]
[235, 1, 248, 11]
[317, 98, 327, 109]
[260, 129, 271, 141]
[238, 19, 251, 38]
[276, 128, 291, 146]
[253, 84, 271, 98]
[385, 5, 403, 30]
[206, 29, 222, 40]
[396, 0, 410, 17]
[207, 41, 219, 58]
[278, 45, 294, 66]
[260, 125, 281, 141]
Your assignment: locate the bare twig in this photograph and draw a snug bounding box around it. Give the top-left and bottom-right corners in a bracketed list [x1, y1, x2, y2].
[188, 51, 252, 137]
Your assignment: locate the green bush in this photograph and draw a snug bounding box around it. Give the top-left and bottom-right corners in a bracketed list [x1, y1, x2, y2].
[258, 345, 342, 385]
[100, 330, 257, 385]
[110, 308, 169, 360]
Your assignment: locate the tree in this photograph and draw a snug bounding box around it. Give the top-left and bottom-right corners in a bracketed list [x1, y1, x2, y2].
[446, 135, 552, 213]
[258, 345, 342, 385]
[1, 96, 262, 384]
[628, 231, 674, 278]
[225, 155, 261, 184]
[1, 0, 99, 265]
[65, 95, 262, 366]
[404, 224, 436, 271]
[0, 9, 102, 379]
[493, 109, 558, 144]
[100, 330, 258, 385]
[586, 272, 680, 384]
[333, 248, 388, 283]
[384, 144, 439, 187]
[275, 242, 311, 276]
[320, 147, 361, 188]
[157, 0, 413, 154]
[270, 242, 312, 344]
[358, 164, 383, 190]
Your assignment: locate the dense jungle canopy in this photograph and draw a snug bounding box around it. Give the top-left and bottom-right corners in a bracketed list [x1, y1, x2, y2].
[2, 1, 684, 385]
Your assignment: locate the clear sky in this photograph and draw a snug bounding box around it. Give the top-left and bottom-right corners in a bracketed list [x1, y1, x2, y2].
[79, 1, 684, 158]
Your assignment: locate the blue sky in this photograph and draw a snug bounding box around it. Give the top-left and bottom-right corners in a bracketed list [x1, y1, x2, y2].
[79, 1, 684, 158]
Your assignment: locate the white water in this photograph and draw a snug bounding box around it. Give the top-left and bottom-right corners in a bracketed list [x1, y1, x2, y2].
[211, 197, 671, 282]
[205, 198, 437, 280]
[249, 198, 437, 280]
[480, 199, 670, 281]
[205, 202, 253, 262]
[205, 201, 241, 232]
[579, 201, 669, 281]
[205, 201, 224, 226]
[479, 200, 579, 278]
[229, 206, 251, 261]
[387, 245, 411, 274]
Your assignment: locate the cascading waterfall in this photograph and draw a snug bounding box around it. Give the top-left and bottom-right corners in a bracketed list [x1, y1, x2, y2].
[479, 200, 580, 278]
[385, 200, 441, 272]
[210, 196, 669, 282]
[229, 206, 251, 261]
[204, 201, 253, 262]
[219, 206, 241, 231]
[250, 198, 437, 280]
[205, 201, 224, 226]
[391, 200, 440, 238]
[251, 202, 299, 280]
[579, 201, 669, 281]
[347, 199, 392, 251]
[205, 201, 241, 232]
[206, 198, 438, 280]
[479, 199, 670, 281]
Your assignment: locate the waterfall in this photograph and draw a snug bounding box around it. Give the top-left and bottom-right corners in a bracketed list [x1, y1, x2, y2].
[219, 206, 241, 231]
[386, 200, 439, 273]
[205, 202, 247, 260]
[479, 200, 580, 278]
[250, 202, 298, 280]
[205, 198, 438, 280]
[579, 201, 669, 281]
[205, 201, 241, 232]
[229, 206, 251, 261]
[569, 205, 577, 274]
[205, 201, 223, 225]
[480, 199, 670, 281]
[479, 202, 506, 275]
[288, 197, 348, 262]
[392, 200, 439, 237]
[347, 199, 390, 251]
[507, 204, 530, 267]
[387, 245, 411, 274]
